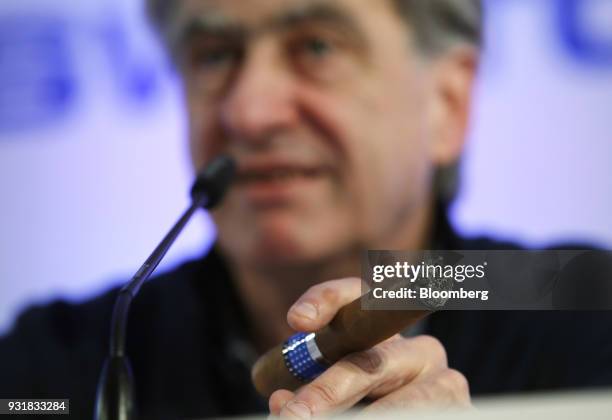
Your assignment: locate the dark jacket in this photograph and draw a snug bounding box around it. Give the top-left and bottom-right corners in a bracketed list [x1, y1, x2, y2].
[2, 218, 612, 419]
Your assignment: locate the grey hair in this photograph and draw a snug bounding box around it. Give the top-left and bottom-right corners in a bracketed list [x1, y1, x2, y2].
[392, 0, 483, 54]
[146, 0, 483, 50]
[391, 0, 483, 205]
[146, 0, 483, 205]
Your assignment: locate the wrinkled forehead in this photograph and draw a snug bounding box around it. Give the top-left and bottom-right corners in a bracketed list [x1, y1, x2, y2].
[166, 0, 395, 43]
[175, 0, 319, 27]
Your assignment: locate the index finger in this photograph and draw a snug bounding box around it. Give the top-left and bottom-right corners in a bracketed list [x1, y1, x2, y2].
[278, 335, 435, 418]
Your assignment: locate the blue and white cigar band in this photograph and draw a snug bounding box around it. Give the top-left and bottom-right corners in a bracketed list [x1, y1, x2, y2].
[282, 332, 330, 382]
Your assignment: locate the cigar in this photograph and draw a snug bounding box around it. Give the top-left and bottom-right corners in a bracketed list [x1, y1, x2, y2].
[251, 292, 430, 397]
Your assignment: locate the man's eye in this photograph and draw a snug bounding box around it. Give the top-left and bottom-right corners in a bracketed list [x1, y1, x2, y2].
[306, 38, 331, 55]
[193, 47, 238, 68]
[288, 33, 351, 82]
[298, 37, 334, 58]
[184, 44, 241, 94]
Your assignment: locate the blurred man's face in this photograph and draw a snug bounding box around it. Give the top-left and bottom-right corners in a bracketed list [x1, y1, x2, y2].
[172, 0, 464, 267]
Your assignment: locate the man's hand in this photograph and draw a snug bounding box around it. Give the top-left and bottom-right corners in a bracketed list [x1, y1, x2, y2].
[268, 278, 471, 418]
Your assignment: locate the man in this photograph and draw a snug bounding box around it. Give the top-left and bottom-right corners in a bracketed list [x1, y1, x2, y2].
[163, 0, 477, 415]
[1, 0, 611, 419]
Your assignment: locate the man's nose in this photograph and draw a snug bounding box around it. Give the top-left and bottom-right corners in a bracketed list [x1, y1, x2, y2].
[219, 44, 299, 142]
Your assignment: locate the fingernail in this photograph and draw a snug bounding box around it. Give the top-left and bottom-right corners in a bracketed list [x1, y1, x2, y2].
[291, 302, 318, 321]
[281, 401, 312, 419]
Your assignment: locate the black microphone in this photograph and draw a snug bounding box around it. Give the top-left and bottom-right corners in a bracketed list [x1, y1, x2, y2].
[94, 155, 236, 420]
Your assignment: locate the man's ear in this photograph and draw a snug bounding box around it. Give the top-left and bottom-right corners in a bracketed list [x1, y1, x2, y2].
[429, 47, 479, 166]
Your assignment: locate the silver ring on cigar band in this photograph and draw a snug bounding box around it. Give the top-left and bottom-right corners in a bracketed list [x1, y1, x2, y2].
[282, 332, 329, 382]
[305, 333, 326, 364]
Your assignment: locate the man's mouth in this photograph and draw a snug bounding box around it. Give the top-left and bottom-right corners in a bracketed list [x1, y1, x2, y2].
[231, 162, 332, 206]
[236, 167, 328, 185]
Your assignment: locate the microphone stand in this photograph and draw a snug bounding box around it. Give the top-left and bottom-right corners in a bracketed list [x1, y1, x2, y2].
[94, 156, 236, 420]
